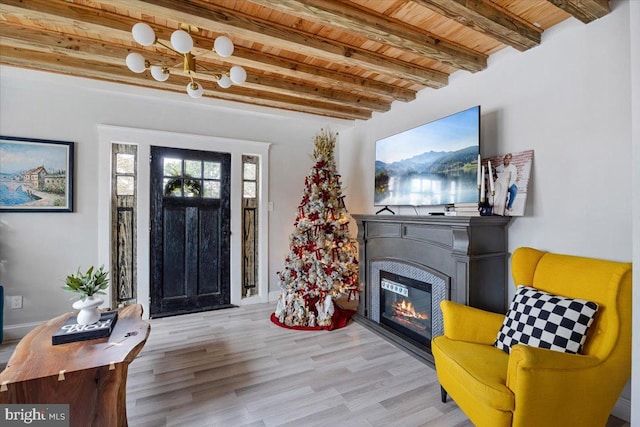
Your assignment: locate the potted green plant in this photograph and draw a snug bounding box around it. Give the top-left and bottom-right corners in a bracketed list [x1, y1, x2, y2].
[63, 265, 109, 325]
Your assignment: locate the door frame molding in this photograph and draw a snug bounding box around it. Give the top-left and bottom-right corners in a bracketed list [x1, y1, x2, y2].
[98, 125, 271, 318]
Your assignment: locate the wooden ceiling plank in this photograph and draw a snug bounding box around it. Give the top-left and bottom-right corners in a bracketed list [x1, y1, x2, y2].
[0, 0, 416, 101]
[0, 0, 607, 120]
[545, 0, 610, 24]
[229, 48, 417, 102]
[241, 74, 391, 112]
[412, 0, 542, 52]
[246, 0, 487, 71]
[0, 47, 371, 120]
[106, 0, 449, 87]
[0, 27, 388, 112]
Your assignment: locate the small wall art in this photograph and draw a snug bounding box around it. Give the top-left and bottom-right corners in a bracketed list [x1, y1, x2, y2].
[0, 136, 74, 212]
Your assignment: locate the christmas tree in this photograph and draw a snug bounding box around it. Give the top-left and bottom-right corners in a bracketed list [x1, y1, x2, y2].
[273, 129, 358, 328]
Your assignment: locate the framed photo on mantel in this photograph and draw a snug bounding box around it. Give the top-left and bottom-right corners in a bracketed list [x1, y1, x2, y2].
[483, 150, 533, 217]
[0, 136, 75, 212]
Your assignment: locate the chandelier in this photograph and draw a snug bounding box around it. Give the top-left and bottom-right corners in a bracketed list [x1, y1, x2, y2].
[125, 23, 247, 98]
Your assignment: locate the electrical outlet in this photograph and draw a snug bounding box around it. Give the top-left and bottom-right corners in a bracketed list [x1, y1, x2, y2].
[10, 295, 23, 309]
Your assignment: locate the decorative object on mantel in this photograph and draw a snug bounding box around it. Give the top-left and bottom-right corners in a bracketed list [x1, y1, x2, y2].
[481, 150, 534, 216]
[62, 265, 109, 325]
[272, 129, 359, 330]
[125, 22, 247, 98]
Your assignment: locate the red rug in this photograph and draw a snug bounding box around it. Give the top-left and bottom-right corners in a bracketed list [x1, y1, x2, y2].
[270, 304, 356, 331]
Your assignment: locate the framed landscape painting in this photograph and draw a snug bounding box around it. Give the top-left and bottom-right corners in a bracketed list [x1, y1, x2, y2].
[0, 136, 74, 212]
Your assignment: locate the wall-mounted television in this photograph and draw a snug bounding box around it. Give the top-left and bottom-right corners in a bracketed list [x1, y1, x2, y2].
[374, 105, 480, 207]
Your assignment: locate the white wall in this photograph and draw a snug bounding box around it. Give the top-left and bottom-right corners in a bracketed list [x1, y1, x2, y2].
[339, 1, 635, 420]
[0, 67, 351, 336]
[629, 1, 640, 425]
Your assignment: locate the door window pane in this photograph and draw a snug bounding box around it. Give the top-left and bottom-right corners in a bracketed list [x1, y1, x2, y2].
[164, 158, 182, 176]
[185, 160, 202, 178]
[184, 179, 201, 197]
[203, 180, 220, 198]
[164, 178, 182, 197]
[204, 162, 221, 179]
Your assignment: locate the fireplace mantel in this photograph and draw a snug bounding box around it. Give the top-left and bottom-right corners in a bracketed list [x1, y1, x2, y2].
[353, 214, 511, 362]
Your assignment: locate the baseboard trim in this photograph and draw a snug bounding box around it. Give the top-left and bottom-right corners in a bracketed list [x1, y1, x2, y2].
[3, 321, 41, 342]
[235, 295, 270, 305]
[268, 290, 281, 302]
[612, 395, 631, 422]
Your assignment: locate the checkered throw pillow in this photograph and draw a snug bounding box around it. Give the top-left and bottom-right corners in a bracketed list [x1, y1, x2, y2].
[495, 286, 599, 355]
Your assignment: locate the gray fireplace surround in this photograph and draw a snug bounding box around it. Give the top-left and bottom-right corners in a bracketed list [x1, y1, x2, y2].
[353, 214, 511, 363]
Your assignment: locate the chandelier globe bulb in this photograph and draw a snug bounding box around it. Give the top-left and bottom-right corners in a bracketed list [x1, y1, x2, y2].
[171, 29, 194, 54]
[229, 65, 247, 85]
[132, 23, 156, 46]
[150, 65, 170, 82]
[214, 36, 234, 58]
[186, 81, 204, 98]
[217, 74, 232, 88]
[125, 52, 147, 73]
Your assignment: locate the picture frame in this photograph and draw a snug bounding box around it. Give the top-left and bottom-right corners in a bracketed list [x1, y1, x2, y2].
[0, 136, 75, 212]
[483, 149, 533, 217]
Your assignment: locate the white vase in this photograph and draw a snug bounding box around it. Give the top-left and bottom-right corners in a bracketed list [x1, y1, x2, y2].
[72, 296, 103, 325]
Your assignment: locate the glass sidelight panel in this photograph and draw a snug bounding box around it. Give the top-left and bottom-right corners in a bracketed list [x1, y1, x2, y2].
[116, 153, 135, 174]
[242, 155, 259, 298]
[111, 144, 138, 306]
[116, 176, 135, 196]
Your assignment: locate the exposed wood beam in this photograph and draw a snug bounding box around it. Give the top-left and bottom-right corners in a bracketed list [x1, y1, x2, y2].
[0, 0, 417, 101]
[106, 0, 450, 87]
[0, 0, 606, 121]
[546, 0, 610, 24]
[0, 26, 390, 112]
[246, 0, 487, 71]
[412, 0, 542, 51]
[228, 48, 417, 102]
[0, 46, 371, 120]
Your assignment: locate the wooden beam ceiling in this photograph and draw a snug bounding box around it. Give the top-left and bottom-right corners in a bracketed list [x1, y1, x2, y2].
[0, 0, 611, 120]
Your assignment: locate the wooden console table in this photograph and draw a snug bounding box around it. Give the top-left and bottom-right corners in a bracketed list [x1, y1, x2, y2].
[0, 304, 150, 427]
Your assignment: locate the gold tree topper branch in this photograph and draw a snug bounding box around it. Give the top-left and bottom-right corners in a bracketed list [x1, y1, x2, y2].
[313, 128, 338, 161]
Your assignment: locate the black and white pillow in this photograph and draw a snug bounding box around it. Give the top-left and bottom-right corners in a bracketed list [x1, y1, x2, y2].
[495, 285, 599, 355]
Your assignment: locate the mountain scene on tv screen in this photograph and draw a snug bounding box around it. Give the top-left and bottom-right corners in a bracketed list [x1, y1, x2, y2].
[375, 145, 478, 206]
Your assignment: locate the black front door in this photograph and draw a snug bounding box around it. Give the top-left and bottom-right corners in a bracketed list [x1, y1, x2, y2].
[150, 146, 231, 318]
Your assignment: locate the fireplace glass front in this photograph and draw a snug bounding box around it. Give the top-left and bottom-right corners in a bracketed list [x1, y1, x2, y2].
[380, 270, 432, 349]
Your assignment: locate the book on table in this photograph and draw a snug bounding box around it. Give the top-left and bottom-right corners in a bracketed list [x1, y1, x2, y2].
[52, 311, 118, 345]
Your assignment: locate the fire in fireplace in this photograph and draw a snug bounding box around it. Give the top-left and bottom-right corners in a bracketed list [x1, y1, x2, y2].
[380, 270, 432, 350]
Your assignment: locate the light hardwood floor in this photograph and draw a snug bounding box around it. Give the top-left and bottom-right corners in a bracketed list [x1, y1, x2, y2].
[123, 303, 630, 427]
[125, 303, 470, 426]
[0, 303, 630, 426]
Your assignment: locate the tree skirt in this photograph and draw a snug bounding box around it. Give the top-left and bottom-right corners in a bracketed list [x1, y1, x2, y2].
[270, 304, 356, 331]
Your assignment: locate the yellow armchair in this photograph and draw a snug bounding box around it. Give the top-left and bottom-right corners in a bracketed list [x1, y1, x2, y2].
[431, 247, 632, 427]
